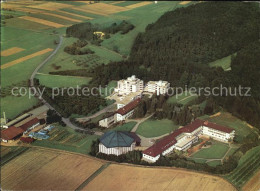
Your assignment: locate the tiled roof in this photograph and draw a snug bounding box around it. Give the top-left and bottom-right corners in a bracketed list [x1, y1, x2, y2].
[143, 119, 234, 157]
[116, 98, 141, 116]
[19, 118, 39, 131]
[20, 137, 35, 143]
[100, 131, 135, 148]
[1, 126, 24, 140]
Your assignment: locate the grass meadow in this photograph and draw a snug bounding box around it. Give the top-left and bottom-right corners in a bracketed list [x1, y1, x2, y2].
[136, 119, 178, 138]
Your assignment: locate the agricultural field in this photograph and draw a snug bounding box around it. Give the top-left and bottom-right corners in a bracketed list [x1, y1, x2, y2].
[32, 124, 99, 154]
[242, 170, 260, 191]
[35, 73, 92, 88]
[199, 112, 258, 143]
[1, 148, 104, 190]
[136, 119, 179, 138]
[209, 53, 237, 71]
[224, 146, 260, 189]
[84, 164, 236, 190]
[1, 1, 194, 120]
[167, 90, 198, 105]
[1, 146, 29, 166]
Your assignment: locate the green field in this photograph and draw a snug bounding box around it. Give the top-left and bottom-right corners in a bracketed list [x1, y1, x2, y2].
[112, 122, 137, 132]
[36, 73, 91, 87]
[207, 160, 222, 167]
[167, 90, 198, 105]
[191, 141, 229, 159]
[99, 1, 181, 55]
[224, 146, 260, 188]
[1, 95, 39, 120]
[136, 119, 178, 138]
[39, 37, 123, 74]
[32, 124, 99, 154]
[199, 112, 256, 143]
[209, 53, 236, 71]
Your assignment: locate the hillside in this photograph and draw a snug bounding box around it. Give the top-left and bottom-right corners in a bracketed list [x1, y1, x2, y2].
[90, 2, 260, 129]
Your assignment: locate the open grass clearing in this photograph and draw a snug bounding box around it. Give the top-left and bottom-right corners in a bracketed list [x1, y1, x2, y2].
[1, 95, 39, 120]
[35, 73, 92, 88]
[209, 53, 236, 71]
[111, 122, 137, 132]
[167, 90, 198, 105]
[136, 119, 178, 138]
[191, 141, 229, 159]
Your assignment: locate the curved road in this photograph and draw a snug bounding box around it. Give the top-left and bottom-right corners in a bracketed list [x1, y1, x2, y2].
[30, 35, 104, 135]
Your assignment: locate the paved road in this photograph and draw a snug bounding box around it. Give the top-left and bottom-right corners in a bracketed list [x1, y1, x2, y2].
[29, 35, 103, 136]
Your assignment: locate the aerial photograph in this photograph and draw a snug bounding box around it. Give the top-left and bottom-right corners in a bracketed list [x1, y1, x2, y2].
[0, 0, 259, 190]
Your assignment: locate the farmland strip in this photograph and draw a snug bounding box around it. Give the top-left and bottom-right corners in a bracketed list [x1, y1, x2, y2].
[19, 16, 64, 28]
[41, 12, 82, 22]
[1, 47, 25, 57]
[1, 48, 53, 69]
[56, 10, 93, 20]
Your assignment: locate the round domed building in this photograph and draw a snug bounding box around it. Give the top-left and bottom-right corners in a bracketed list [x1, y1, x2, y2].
[99, 131, 141, 156]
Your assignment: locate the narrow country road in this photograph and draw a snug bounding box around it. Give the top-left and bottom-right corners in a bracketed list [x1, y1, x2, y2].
[30, 35, 104, 136]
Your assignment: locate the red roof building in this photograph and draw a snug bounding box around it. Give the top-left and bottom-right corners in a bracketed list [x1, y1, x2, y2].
[116, 98, 141, 116]
[1, 126, 24, 141]
[19, 118, 40, 131]
[20, 137, 35, 143]
[143, 119, 235, 162]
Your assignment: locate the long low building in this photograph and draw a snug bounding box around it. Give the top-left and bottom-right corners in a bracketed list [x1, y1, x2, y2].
[142, 119, 235, 163]
[116, 98, 141, 122]
[1, 117, 40, 143]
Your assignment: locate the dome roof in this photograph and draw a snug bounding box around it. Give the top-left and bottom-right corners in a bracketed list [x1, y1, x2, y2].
[100, 131, 135, 148]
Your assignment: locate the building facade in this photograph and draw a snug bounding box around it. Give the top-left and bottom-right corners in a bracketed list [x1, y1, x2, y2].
[114, 75, 144, 95]
[142, 119, 235, 163]
[116, 98, 141, 121]
[144, 80, 170, 95]
[99, 131, 140, 156]
[99, 113, 115, 128]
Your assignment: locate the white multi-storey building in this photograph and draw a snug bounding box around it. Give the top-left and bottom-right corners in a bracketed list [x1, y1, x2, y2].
[142, 119, 235, 163]
[116, 98, 141, 122]
[99, 113, 115, 128]
[144, 80, 170, 95]
[114, 75, 144, 95]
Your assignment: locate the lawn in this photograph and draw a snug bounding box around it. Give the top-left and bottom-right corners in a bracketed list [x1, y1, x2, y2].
[32, 124, 100, 154]
[136, 119, 178, 138]
[35, 73, 91, 87]
[191, 141, 229, 159]
[112, 122, 137, 132]
[167, 90, 198, 105]
[208, 53, 236, 71]
[199, 112, 256, 143]
[207, 160, 222, 167]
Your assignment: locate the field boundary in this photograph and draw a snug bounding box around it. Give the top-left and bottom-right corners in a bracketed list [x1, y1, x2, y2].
[19, 16, 64, 28]
[1, 48, 53, 69]
[75, 163, 111, 190]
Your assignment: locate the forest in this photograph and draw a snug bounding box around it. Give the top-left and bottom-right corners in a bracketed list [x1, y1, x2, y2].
[89, 2, 260, 129]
